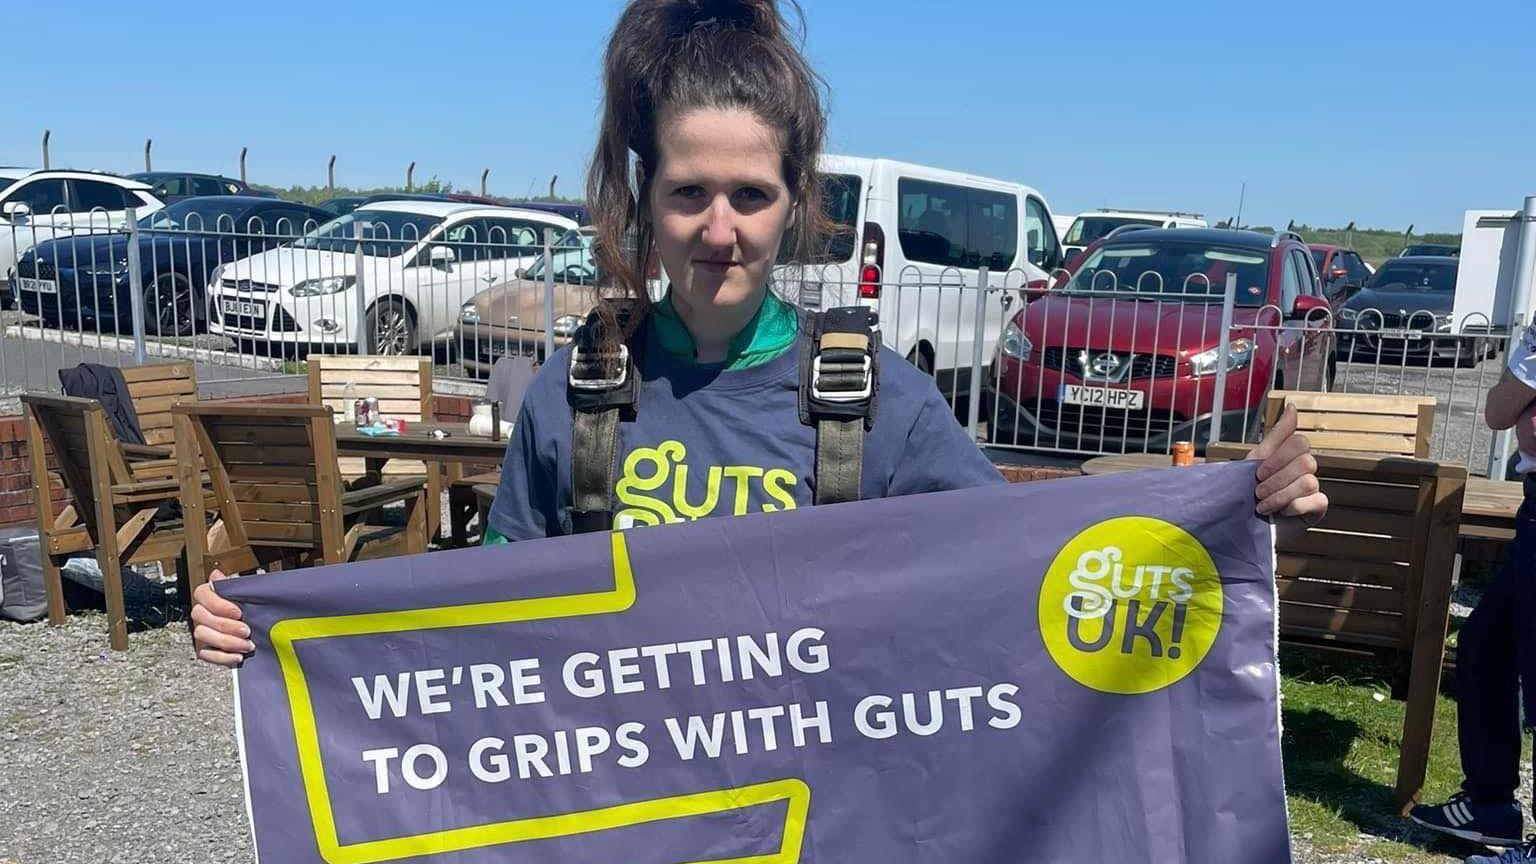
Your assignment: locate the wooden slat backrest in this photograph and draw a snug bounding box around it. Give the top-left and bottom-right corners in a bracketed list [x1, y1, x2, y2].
[308, 356, 432, 478]
[178, 404, 342, 558]
[21, 394, 135, 544]
[1206, 442, 1463, 649]
[121, 362, 197, 448]
[1264, 390, 1435, 458]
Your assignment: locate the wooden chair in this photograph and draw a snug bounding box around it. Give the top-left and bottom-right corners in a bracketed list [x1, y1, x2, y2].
[1207, 442, 1465, 811]
[174, 403, 429, 583]
[307, 356, 440, 538]
[22, 393, 205, 651]
[1266, 390, 1435, 458]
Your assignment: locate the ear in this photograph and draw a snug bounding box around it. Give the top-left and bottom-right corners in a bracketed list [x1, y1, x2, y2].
[785, 196, 799, 231]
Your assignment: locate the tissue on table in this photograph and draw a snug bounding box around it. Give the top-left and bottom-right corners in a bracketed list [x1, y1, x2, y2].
[467, 413, 514, 438]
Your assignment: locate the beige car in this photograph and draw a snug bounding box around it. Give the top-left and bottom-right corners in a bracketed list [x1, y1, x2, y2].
[456, 228, 597, 376]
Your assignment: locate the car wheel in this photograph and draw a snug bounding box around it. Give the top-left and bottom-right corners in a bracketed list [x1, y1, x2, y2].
[366, 299, 417, 356]
[145, 273, 200, 338]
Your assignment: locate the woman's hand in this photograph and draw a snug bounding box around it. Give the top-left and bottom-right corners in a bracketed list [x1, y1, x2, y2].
[190, 570, 252, 668]
[1246, 403, 1328, 526]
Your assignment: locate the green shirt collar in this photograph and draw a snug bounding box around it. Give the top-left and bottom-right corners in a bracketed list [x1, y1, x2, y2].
[650, 289, 799, 370]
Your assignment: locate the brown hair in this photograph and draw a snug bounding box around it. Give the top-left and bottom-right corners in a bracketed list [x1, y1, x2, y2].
[586, 0, 830, 351]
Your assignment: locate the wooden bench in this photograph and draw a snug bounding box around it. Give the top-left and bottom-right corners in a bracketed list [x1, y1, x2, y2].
[174, 403, 429, 581]
[307, 356, 440, 539]
[1207, 442, 1466, 812]
[1266, 390, 1435, 458]
[22, 393, 209, 651]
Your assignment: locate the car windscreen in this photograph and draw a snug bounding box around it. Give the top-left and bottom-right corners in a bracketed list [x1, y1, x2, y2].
[1369, 261, 1457, 292]
[139, 199, 254, 232]
[521, 229, 594, 282]
[1065, 240, 1270, 306]
[1063, 216, 1162, 246]
[294, 210, 442, 256]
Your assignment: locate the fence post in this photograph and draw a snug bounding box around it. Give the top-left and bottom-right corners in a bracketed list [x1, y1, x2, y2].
[543, 228, 556, 361]
[1487, 312, 1526, 479]
[240, 147, 248, 185]
[327, 155, 336, 193]
[124, 207, 147, 365]
[354, 220, 368, 352]
[481, 169, 490, 198]
[41, 130, 50, 170]
[406, 162, 415, 192]
[1205, 271, 1239, 447]
[966, 267, 990, 440]
[143, 139, 152, 173]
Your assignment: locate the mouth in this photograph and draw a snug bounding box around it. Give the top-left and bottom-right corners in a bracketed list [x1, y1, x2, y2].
[693, 259, 740, 273]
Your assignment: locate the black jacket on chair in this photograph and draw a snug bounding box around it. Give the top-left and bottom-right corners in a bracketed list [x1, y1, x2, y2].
[58, 363, 148, 447]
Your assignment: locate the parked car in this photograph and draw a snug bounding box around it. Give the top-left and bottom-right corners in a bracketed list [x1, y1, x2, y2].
[319, 196, 367, 216]
[128, 172, 275, 203]
[1399, 242, 1459, 258]
[772, 154, 1063, 396]
[988, 228, 1334, 452]
[1, 170, 165, 285]
[1060, 209, 1207, 263]
[208, 202, 577, 355]
[507, 201, 591, 225]
[0, 166, 34, 196]
[1337, 255, 1489, 366]
[456, 227, 601, 375]
[11, 196, 333, 336]
[1309, 244, 1373, 304]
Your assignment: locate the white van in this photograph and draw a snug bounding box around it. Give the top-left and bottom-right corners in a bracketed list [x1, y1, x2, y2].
[1060, 209, 1207, 262]
[776, 154, 1063, 392]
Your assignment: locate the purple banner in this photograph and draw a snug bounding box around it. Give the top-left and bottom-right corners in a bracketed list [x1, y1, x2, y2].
[225, 460, 1288, 863]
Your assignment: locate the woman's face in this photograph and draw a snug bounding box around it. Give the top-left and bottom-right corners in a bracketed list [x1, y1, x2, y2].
[648, 107, 795, 322]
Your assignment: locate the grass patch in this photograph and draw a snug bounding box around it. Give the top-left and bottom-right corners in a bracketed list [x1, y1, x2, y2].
[279, 360, 308, 375]
[1281, 648, 1526, 861]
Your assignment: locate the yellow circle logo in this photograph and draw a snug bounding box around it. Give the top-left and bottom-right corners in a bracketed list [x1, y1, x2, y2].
[1038, 516, 1224, 695]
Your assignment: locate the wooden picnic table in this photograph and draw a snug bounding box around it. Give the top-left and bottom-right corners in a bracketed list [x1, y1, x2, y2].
[1080, 452, 1523, 552]
[334, 422, 511, 464]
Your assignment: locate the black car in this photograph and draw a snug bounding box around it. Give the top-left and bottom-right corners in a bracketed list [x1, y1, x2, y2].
[319, 195, 367, 216]
[128, 171, 276, 203]
[1337, 256, 1487, 365]
[12, 196, 332, 336]
[1399, 243, 1459, 258]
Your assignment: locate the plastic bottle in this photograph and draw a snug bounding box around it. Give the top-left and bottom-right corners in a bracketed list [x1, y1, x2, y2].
[343, 380, 356, 424]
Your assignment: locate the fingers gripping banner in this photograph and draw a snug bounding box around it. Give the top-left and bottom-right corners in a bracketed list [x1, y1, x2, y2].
[225, 461, 1289, 864]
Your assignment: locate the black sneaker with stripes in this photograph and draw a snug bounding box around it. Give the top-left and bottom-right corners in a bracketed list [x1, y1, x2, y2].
[1410, 792, 1524, 846]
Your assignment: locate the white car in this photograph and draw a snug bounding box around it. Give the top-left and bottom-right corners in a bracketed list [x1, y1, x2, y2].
[208, 201, 577, 355]
[1060, 209, 1207, 261]
[0, 169, 163, 280]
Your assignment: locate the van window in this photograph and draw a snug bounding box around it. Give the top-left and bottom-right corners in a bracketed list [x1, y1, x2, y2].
[778, 173, 861, 264]
[1024, 196, 1058, 269]
[897, 178, 1017, 270]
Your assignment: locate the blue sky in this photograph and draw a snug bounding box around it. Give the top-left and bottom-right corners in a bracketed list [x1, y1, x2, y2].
[3, 0, 1530, 232]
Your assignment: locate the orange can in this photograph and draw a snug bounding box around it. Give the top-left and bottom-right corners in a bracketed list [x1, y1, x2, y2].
[1171, 441, 1195, 466]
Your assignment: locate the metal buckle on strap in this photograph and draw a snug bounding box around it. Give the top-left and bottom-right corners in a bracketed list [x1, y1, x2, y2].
[568, 344, 629, 391]
[810, 354, 873, 402]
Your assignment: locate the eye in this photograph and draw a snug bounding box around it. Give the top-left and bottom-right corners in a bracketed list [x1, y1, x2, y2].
[734, 187, 769, 204]
[671, 185, 705, 200]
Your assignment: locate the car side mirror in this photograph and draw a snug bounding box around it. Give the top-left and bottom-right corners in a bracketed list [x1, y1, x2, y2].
[1329, 267, 1347, 281]
[428, 246, 457, 268]
[1290, 294, 1330, 320]
[2, 201, 31, 221]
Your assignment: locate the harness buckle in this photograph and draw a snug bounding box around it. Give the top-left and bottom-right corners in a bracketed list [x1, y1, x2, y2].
[568, 344, 629, 391]
[810, 354, 873, 403]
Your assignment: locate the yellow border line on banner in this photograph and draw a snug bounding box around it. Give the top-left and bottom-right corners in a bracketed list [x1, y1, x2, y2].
[268, 532, 811, 864]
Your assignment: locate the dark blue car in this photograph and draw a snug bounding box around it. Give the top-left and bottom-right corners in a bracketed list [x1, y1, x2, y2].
[12, 196, 332, 337]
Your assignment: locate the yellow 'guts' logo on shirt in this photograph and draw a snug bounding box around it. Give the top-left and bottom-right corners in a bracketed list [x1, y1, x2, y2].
[614, 440, 798, 528]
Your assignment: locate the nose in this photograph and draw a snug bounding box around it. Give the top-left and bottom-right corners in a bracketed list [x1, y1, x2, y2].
[700, 196, 736, 250]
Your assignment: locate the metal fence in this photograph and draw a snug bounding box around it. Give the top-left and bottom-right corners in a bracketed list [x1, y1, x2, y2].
[2, 217, 1516, 477]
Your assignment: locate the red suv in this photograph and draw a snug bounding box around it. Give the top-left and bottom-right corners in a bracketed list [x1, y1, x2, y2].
[1309, 243, 1373, 304]
[988, 228, 1335, 452]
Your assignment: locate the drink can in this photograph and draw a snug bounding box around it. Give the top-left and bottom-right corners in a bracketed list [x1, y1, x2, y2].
[365, 397, 380, 427]
[1171, 441, 1195, 466]
[386, 418, 406, 434]
[353, 398, 371, 428]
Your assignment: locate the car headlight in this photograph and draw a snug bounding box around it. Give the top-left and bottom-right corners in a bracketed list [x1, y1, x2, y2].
[459, 303, 481, 325]
[1338, 308, 1358, 321]
[1190, 338, 1254, 376]
[552, 314, 582, 338]
[80, 259, 129, 278]
[999, 321, 1031, 362]
[290, 275, 355, 297]
[1435, 314, 1452, 332]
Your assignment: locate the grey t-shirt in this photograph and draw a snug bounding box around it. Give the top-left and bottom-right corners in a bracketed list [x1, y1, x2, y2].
[489, 334, 1005, 539]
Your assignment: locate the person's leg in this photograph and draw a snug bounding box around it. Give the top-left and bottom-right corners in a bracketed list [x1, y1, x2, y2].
[1410, 530, 1525, 845]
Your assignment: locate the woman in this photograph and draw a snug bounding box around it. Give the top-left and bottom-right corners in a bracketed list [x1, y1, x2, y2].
[190, 0, 1327, 666]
